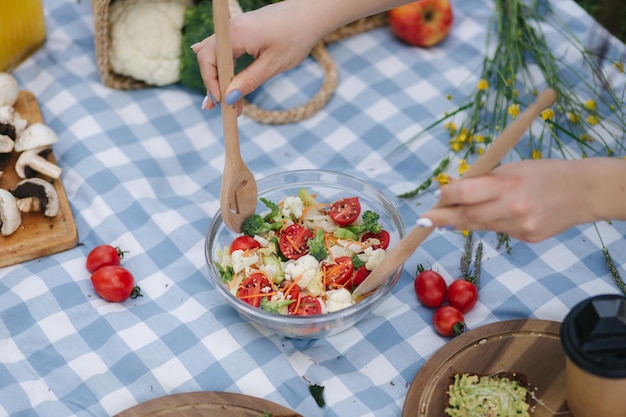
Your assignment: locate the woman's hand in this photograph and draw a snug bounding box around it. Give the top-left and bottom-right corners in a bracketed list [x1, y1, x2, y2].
[192, 1, 321, 113]
[417, 159, 609, 242]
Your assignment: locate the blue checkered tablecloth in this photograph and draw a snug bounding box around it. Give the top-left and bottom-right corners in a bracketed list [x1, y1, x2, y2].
[1, 0, 625, 416]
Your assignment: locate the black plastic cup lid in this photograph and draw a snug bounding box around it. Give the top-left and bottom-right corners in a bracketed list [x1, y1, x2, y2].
[561, 294, 626, 378]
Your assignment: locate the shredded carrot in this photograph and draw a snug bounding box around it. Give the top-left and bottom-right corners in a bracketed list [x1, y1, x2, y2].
[290, 292, 302, 315]
[301, 203, 329, 219]
[284, 275, 302, 296]
[286, 234, 303, 253]
[238, 291, 278, 299]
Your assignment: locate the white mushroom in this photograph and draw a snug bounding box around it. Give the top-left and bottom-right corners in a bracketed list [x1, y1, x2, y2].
[0, 105, 27, 137]
[15, 147, 62, 179]
[14, 122, 58, 152]
[0, 135, 13, 178]
[0, 189, 22, 236]
[10, 177, 59, 217]
[0, 73, 19, 107]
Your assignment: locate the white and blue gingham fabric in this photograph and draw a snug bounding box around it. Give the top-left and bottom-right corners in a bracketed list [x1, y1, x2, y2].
[2, 0, 625, 416]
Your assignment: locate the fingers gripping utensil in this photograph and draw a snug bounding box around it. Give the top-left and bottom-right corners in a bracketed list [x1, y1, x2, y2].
[214, 0, 257, 232]
[353, 88, 558, 297]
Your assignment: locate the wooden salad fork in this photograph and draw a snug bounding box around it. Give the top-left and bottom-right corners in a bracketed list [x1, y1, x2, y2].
[353, 88, 558, 296]
[214, 0, 257, 232]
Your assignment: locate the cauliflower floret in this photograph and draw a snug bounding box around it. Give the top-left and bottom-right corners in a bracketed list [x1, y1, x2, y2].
[109, 0, 193, 86]
[284, 254, 320, 289]
[325, 288, 354, 312]
[357, 247, 386, 271]
[281, 196, 304, 219]
[231, 249, 259, 274]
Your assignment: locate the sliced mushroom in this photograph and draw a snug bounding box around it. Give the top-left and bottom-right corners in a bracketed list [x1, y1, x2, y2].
[0, 105, 27, 137]
[10, 177, 59, 217]
[0, 72, 19, 107]
[15, 147, 62, 179]
[0, 189, 21, 236]
[0, 128, 14, 178]
[14, 122, 58, 152]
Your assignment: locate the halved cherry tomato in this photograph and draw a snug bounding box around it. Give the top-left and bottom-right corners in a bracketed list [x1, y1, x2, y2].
[237, 272, 272, 308]
[86, 244, 127, 273]
[231, 235, 261, 252]
[361, 229, 390, 250]
[433, 306, 466, 337]
[323, 256, 354, 289]
[280, 280, 301, 303]
[328, 197, 361, 226]
[414, 264, 447, 308]
[91, 265, 141, 302]
[448, 279, 478, 313]
[289, 295, 322, 316]
[279, 224, 312, 260]
[350, 266, 370, 289]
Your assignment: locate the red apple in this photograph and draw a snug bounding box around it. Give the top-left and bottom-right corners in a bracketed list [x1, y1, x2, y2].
[388, 0, 454, 47]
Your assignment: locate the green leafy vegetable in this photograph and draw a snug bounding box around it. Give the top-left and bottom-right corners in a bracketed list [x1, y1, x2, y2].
[309, 384, 325, 407]
[260, 297, 295, 314]
[307, 229, 328, 261]
[333, 210, 382, 240]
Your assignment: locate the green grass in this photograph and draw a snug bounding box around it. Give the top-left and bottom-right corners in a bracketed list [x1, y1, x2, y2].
[574, 0, 626, 43]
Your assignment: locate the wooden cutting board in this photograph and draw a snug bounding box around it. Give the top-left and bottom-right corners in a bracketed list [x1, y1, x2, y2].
[402, 319, 568, 417]
[114, 391, 303, 417]
[0, 91, 78, 267]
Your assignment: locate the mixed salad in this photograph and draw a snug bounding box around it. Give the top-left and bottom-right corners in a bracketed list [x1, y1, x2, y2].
[213, 188, 391, 316]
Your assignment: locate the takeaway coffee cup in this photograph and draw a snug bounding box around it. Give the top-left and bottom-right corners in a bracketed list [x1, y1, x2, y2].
[561, 294, 626, 417]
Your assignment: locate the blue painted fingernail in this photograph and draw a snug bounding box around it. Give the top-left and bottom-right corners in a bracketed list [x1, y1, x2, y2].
[438, 225, 455, 232]
[433, 189, 442, 200]
[201, 95, 209, 109]
[225, 89, 242, 105]
[416, 218, 434, 228]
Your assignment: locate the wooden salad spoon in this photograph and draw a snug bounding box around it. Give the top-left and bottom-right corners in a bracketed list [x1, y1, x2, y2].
[214, 0, 258, 232]
[353, 88, 558, 296]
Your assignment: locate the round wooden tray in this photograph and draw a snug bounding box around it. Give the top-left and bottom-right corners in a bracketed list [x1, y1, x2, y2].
[114, 391, 302, 417]
[402, 319, 569, 417]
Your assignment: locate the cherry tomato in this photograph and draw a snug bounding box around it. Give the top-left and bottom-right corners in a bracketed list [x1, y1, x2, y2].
[86, 244, 126, 273]
[323, 256, 354, 289]
[361, 229, 390, 250]
[328, 197, 361, 226]
[448, 279, 478, 313]
[231, 235, 261, 252]
[414, 264, 447, 308]
[289, 295, 322, 316]
[433, 306, 466, 337]
[350, 266, 370, 289]
[91, 265, 141, 302]
[237, 272, 272, 308]
[279, 224, 312, 260]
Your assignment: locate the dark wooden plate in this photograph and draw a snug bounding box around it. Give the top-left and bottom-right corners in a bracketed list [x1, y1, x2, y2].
[402, 319, 568, 417]
[114, 391, 302, 417]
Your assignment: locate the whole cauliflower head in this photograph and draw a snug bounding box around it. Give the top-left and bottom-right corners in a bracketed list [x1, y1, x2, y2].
[109, 0, 193, 86]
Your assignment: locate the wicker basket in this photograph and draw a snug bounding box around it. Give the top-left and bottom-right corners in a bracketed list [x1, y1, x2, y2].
[92, 0, 388, 124]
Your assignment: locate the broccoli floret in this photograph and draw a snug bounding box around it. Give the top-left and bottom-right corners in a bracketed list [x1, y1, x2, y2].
[333, 210, 382, 239]
[307, 229, 328, 261]
[260, 297, 295, 314]
[241, 213, 282, 237]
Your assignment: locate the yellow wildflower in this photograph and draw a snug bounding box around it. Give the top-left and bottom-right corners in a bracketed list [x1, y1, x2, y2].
[540, 108, 554, 121]
[567, 112, 580, 124]
[584, 99, 597, 111]
[508, 104, 520, 119]
[477, 79, 489, 90]
[474, 135, 485, 143]
[462, 230, 470, 238]
[444, 122, 457, 135]
[476, 147, 484, 155]
[434, 173, 450, 185]
[587, 114, 600, 125]
[512, 89, 519, 98]
[614, 62, 624, 73]
[458, 159, 470, 175]
[531, 149, 542, 159]
[449, 139, 463, 152]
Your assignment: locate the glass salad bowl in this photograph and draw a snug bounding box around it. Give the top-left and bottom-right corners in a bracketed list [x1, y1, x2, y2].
[205, 170, 405, 339]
